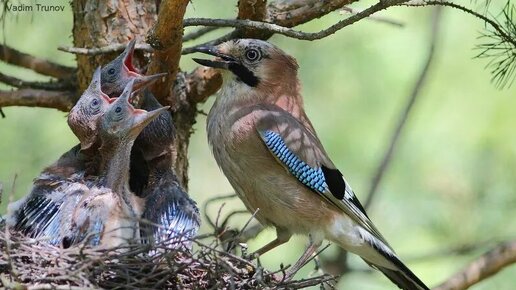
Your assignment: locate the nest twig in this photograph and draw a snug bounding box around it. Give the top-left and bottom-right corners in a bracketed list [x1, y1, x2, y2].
[0, 218, 335, 289]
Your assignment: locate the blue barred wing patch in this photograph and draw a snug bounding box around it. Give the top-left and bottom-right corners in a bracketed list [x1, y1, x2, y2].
[262, 130, 328, 193]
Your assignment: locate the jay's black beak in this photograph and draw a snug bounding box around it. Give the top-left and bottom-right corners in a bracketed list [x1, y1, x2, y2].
[192, 46, 237, 70]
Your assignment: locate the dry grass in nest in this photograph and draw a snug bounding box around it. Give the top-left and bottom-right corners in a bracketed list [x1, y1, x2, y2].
[0, 217, 335, 290]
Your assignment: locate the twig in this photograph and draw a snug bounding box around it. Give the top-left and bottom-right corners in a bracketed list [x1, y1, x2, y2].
[183, 27, 220, 42]
[363, 7, 443, 209]
[276, 274, 336, 289]
[237, 0, 269, 38]
[236, 223, 264, 243]
[409, 1, 516, 49]
[340, 6, 405, 27]
[0, 88, 76, 111]
[183, 0, 356, 100]
[27, 285, 90, 290]
[0, 72, 75, 90]
[4, 175, 19, 281]
[183, 0, 410, 43]
[58, 43, 153, 55]
[203, 193, 238, 230]
[434, 239, 516, 290]
[182, 31, 239, 55]
[60, 28, 225, 55]
[267, 0, 353, 28]
[0, 45, 75, 79]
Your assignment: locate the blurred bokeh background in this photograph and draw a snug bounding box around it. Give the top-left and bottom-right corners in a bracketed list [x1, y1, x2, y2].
[1, 0, 515, 289]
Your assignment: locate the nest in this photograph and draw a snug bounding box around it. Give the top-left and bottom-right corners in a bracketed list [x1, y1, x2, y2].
[0, 219, 335, 290]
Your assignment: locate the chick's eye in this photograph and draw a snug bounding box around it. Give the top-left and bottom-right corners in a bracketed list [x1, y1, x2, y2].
[108, 68, 116, 75]
[90, 98, 100, 107]
[245, 48, 261, 62]
[115, 107, 122, 113]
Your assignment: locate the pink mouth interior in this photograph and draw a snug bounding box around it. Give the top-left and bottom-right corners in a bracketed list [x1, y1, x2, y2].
[124, 52, 141, 77]
[132, 108, 146, 115]
[101, 93, 113, 103]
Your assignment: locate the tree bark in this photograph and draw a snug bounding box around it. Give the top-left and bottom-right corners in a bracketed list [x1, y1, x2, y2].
[71, 0, 157, 91]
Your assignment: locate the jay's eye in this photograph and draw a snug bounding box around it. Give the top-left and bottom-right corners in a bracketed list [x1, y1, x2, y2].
[245, 48, 262, 63]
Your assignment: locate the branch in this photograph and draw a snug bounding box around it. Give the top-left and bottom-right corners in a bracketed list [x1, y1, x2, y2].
[340, 6, 405, 27]
[182, 31, 239, 55]
[276, 274, 336, 289]
[146, 0, 190, 103]
[413, 1, 516, 49]
[183, 27, 219, 42]
[182, 0, 359, 100]
[238, 0, 267, 20]
[59, 30, 218, 54]
[237, 0, 269, 38]
[0, 45, 75, 79]
[185, 66, 222, 103]
[363, 7, 442, 209]
[58, 43, 153, 55]
[0, 72, 74, 91]
[0, 89, 75, 111]
[184, 2, 403, 43]
[434, 240, 516, 290]
[267, 0, 355, 28]
[408, 1, 516, 88]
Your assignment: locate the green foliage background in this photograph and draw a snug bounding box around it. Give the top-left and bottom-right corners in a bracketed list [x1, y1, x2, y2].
[0, 1, 515, 289]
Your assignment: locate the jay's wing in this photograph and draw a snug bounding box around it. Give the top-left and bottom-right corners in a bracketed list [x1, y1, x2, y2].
[255, 111, 389, 247]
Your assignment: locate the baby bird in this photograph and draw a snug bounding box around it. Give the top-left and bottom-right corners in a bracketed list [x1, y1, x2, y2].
[193, 39, 429, 289]
[7, 68, 111, 244]
[100, 40, 200, 246]
[7, 63, 163, 245]
[101, 39, 166, 98]
[135, 90, 200, 247]
[65, 80, 168, 248]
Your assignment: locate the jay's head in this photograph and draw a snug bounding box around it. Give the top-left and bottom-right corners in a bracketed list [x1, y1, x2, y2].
[101, 39, 166, 97]
[99, 80, 169, 143]
[192, 39, 299, 90]
[68, 67, 113, 150]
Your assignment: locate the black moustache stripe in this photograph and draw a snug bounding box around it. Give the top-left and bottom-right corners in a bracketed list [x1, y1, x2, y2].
[228, 63, 259, 87]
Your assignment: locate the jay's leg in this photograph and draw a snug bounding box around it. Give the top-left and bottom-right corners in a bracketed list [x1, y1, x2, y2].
[283, 239, 322, 281]
[251, 227, 291, 257]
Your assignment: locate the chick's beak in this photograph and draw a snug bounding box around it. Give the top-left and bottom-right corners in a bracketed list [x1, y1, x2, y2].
[131, 106, 170, 134]
[192, 46, 236, 70]
[122, 39, 138, 74]
[133, 73, 167, 91]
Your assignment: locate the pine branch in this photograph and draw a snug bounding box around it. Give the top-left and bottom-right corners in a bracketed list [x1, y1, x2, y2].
[0, 89, 76, 111]
[183, 0, 410, 42]
[410, 0, 516, 88]
[0, 72, 75, 90]
[0, 45, 76, 79]
[476, 1, 516, 88]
